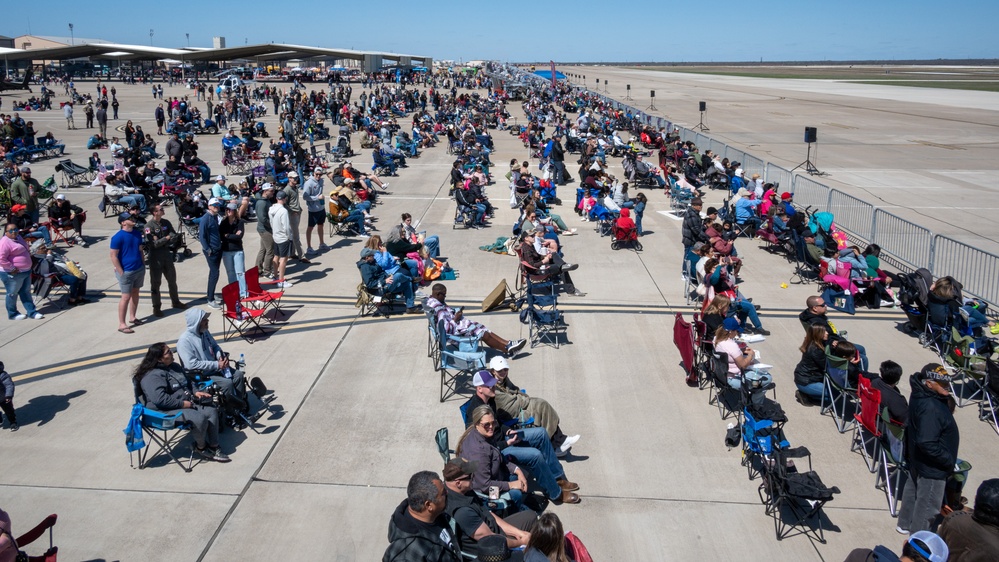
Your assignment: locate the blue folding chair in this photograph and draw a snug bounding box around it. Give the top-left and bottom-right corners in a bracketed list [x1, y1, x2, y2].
[436, 318, 486, 402]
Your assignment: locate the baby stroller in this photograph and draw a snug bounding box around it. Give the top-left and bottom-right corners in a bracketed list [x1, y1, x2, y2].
[611, 223, 642, 251]
[538, 179, 559, 205]
[897, 267, 933, 335]
[254, 122, 269, 138]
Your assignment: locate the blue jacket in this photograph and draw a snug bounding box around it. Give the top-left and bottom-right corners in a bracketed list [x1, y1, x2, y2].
[198, 212, 221, 254]
[735, 198, 761, 223]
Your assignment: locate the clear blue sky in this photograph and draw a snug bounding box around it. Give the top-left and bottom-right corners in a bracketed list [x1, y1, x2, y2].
[5, 0, 997, 62]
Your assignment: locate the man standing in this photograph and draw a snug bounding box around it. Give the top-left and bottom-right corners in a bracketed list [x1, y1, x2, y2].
[441, 458, 535, 556]
[199, 199, 224, 308]
[282, 171, 308, 263]
[96, 105, 108, 138]
[269, 190, 293, 288]
[9, 166, 42, 223]
[897, 363, 960, 535]
[254, 183, 276, 279]
[111, 96, 120, 120]
[154, 103, 166, 135]
[383, 471, 461, 562]
[550, 133, 566, 186]
[143, 203, 186, 317]
[110, 213, 146, 333]
[63, 101, 75, 129]
[301, 168, 328, 256]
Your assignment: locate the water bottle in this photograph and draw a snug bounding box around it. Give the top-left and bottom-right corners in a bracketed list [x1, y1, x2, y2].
[239, 353, 245, 368]
[518, 408, 527, 426]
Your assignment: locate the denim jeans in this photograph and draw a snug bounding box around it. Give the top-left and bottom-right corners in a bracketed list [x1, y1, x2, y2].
[1, 270, 39, 318]
[222, 250, 247, 297]
[795, 381, 826, 401]
[898, 474, 947, 533]
[423, 235, 440, 259]
[502, 427, 564, 500]
[205, 251, 223, 301]
[384, 270, 415, 308]
[119, 194, 147, 213]
[729, 300, 763, 330]
[25, 227, 52, 246]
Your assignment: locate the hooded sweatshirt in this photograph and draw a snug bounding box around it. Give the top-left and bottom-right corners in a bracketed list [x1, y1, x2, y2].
[176, 308, 223, 373]
[905, 373, 960, 480]
[382, 500, 461, 562]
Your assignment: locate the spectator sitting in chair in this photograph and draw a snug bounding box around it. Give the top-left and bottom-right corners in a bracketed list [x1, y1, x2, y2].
[401, 213, 441, 260]
[10, 205, 53, 249]
[133, 342, 230, 463]
[177, 308, 251, 413]
[458, 402, 580, 507]
[734, 191, 762, 234]
[714, 317, 774, 400]
[104, 174, 149, 214]
[487, 356, 580, 457]
[799, 295, 869, 370]
[872, 360, 909, 426]
[441, 458, 536, 557]
[426, 284, 526, 357]
[47, 194, 87, 247]
[519, 229, 584, 297]
[382, 471, 462, 562]
[357, 247, 421, 314]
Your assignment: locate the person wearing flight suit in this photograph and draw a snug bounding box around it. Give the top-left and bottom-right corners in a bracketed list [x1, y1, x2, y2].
[144, 203, 186, 317]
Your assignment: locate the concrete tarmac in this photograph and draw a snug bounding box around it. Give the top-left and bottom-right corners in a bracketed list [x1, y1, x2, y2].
[0, 78, 995, 560]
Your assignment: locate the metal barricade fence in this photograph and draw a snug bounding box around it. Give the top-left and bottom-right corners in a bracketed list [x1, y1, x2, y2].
[828, 189, 875, 242]
[765, 164, 793, 193]
[724, 146, 745, 168]
[872, 209, 933, 271]
[742, 155, 765, 180]
[790, 175, 830, 211]
[930, 236, 999, 308]
[709, 139, 728, 161]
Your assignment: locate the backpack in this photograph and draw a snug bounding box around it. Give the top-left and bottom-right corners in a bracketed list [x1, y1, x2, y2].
[564, 532, 594, 562]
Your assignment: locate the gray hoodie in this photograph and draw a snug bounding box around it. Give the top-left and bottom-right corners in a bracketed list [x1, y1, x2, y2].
[176, 308, 222, 373]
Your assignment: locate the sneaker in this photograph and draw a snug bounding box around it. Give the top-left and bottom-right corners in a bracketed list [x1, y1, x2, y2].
[298, 257, 312, 264]
[880, 300, 895, 308]
[381, 182, 390, 189]
[12, 314, 26, 320]
[405, 306, 423, 315]
[206, 300, 221, 309]
[278, 281, 294, 289]
[319, 243, 330, 251]
[305, 248, 318, 256]
[566, 228, 578, 235]
[9, 424, 18, 432]
[506, 339, 527, 356]
[358, 233, 370, 238]
[198, 446, 231, 463]
[755, 328, 771, 336]
[563, 263, 579, 272]
[30, 312, 44, 320]
[895, 526, 908, 535]
[559, 434, 581, 453]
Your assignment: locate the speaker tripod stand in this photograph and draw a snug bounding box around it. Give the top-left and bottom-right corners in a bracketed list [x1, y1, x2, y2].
[693, 110, 709, 132]
[791, 142, 822, 175]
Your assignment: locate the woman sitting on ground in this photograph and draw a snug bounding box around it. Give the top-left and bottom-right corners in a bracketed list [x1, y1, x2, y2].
[794, 324, 828, 406]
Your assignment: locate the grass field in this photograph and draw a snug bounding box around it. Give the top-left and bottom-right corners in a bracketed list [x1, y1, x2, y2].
[625, 65, 999, 91]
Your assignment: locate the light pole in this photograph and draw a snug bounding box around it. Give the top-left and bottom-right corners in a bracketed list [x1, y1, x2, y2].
[149, 29, 154, 46]
[68, 23, 74, 46]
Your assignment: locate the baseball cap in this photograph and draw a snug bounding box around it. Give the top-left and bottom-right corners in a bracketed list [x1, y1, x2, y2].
[226, 202, 238, 211]
[723, 317, 742, 332]
[20, 165, 30, 173]
[489, 356, 509, 371]
[274, 190, 288, 200]
[287, 171, 299, 178]
[918, 363, 953, 383]
[10, 204, 26, 214]
[261, 182, 275, 191]
[56, 194, 66, 201]
[216, 174, 226, 181]
[472, 370, 497, 388]
[442, 457, 478, 481]
[907, 531, 948, 562]
[208, 198, 222, 207]
[118, 212, 134, 224]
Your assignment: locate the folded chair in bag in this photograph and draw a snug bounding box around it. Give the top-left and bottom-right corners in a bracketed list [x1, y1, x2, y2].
[821, 349, 857, 433]
[850, 375, 882, 473]
[693, 314, 714, 390]
[758, 445, 840, 543]
[672, 313, 698, 387]
[875, 408, 907, 517]
[12, 513, 58, 562]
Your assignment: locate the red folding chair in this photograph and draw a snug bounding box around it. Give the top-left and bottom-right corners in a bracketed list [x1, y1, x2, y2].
[851, 374, 882, 473]
[221, 282, 269, 343]
[672, 313, 697, 387]
[14, 513, 58, 562]
[245, 266, 284, 318]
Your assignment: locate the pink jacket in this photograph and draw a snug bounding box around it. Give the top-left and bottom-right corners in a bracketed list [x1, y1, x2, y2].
[0, 234, 32, 273]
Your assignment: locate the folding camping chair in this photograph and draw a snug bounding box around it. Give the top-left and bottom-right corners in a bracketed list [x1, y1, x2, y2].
[435, 318, 486, 402]
[220, 282, 270, 343]
[129, 382, 196, 472]
[526, 278, 565, 349]
[434, 427, 513, 514]
[10, 513, 58, 562]
[980, 358, 999, 436]
[945, 327, 987, 407]
[757, 445, 840, 543]
[741, 399, 790, 481]
[850, 375, 882, 473]
[707, 353, 743, 423]
[875, 408, 907, 517]
[821, 349, 857, 433]
[245, 266, 284, 318]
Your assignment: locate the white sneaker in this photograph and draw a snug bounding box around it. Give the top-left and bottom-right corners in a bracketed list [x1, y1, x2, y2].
[559, 434, 580, 453]
[566, 228, 578, 235]
[278, 281, 294, 289]
[358, 233, 370, 239]
[895, 526, 908, 535]
[30, 312, 44, 320]
[12, 314, 26, 320]
[880, 300, 895, 308]
[381, 182, 390, 189]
